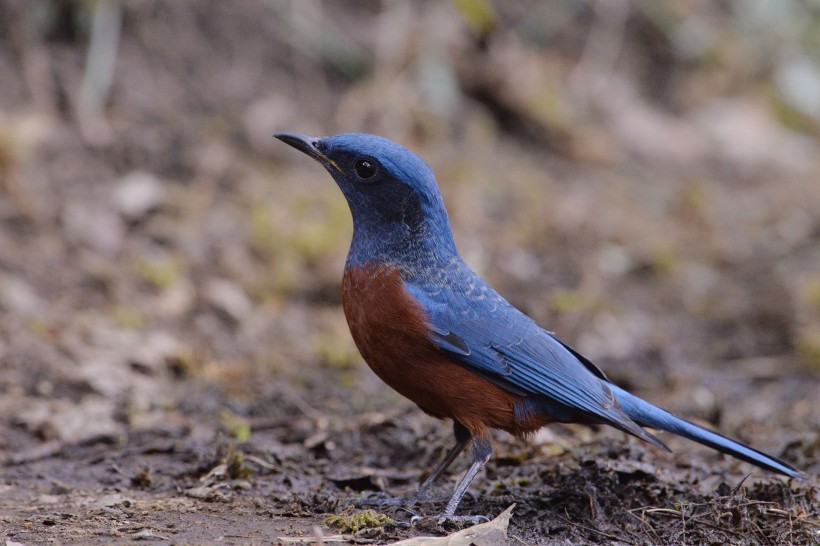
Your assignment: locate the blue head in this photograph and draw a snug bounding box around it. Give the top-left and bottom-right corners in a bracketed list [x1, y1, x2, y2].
[275, 132, 457, 270]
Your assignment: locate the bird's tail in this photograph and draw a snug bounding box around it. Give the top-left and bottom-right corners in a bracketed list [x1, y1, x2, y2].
[609, 384, 805, 480]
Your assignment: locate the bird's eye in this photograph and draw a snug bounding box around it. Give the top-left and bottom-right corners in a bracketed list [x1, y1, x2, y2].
[353, 158, 377, 180]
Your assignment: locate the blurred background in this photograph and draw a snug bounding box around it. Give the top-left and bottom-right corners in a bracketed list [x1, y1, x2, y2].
[0, 0, 818, 542]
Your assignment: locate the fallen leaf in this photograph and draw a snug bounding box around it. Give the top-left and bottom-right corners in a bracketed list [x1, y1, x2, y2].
[391, 504, 515, 546]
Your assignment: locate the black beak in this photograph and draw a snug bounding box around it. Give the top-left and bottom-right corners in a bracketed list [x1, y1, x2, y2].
[274, 132, 341, 172]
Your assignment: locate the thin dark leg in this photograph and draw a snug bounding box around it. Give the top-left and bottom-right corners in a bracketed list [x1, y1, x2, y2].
[416, 422, 470, 495]
[355, 422, 471, 509]
[437, 433, 492, 523]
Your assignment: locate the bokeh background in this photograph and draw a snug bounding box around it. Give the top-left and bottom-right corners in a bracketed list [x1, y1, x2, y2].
[1, 1, 818, 544]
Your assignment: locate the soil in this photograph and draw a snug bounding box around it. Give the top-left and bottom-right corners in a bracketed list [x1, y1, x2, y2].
[0, 1, 818, 544]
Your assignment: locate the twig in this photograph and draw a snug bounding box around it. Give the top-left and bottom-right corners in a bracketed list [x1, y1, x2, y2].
[244, 454, 278, 470]
[688, 517, 744, 539]
[558, 511, 634, 545]
[625, 506, 662, 544]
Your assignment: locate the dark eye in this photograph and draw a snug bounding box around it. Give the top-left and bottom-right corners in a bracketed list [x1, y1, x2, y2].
[353, 158, 377, 180]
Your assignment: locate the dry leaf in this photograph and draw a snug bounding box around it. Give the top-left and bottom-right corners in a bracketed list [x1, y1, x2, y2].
[391, 504, 515, 546]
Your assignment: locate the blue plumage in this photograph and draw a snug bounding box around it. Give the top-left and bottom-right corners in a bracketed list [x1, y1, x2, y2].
[403, 262, 668, 448]
[275, 131, 805, 522]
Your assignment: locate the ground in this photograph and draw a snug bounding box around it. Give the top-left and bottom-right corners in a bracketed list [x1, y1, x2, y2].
[0, 1, 818, 544]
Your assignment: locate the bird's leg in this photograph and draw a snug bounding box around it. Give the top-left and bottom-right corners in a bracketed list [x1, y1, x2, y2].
[414, 422, 470, 497]
[436, 433, 492, 525]
[351, 422, 470, 509]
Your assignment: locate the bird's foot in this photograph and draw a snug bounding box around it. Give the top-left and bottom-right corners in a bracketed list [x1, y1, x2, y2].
[436, 513, 490, 526]
[407, 512, 490, 529]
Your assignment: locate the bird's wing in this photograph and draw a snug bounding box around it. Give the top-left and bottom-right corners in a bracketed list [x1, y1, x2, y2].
[404, 265, 663, 445]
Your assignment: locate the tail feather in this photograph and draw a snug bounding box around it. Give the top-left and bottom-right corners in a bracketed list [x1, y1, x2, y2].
[610, 384, 805, 480]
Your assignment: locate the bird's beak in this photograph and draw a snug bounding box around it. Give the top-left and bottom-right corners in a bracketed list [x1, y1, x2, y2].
[274, 132, 341, 173]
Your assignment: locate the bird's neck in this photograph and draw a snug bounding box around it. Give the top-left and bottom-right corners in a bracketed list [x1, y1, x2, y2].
[346, 214, 458, 275]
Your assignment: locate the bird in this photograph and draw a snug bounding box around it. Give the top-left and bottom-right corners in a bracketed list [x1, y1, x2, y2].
[274, 132, 804, 523]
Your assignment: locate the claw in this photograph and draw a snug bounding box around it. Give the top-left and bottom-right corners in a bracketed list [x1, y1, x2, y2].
[395, 506, 421, 519]
[436, 514, 490, 526]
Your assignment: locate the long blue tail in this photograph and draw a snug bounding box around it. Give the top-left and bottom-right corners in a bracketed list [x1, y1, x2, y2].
[610, 384, 804, 480]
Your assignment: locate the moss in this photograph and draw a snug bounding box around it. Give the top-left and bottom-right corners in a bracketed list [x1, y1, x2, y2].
[219, 410, 252, 443]
[323, 507, 394, 533]
[222, 443, 253, 480]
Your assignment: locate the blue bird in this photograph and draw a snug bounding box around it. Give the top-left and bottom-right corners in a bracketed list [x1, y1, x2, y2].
[275, 132, 804, 523]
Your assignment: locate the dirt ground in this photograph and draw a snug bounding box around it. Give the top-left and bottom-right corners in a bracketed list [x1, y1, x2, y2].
[0, 1, 818, 544]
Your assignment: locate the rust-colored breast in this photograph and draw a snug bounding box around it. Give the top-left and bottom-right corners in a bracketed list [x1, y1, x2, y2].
[341, 263, 548, 438]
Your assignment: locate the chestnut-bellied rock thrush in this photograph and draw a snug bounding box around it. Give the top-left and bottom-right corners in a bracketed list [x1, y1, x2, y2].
[275, 132, 804, 522]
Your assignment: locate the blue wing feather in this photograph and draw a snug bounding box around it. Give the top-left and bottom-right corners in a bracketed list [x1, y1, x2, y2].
[402, 259, 809, 474]
[403, 258, 663, 446]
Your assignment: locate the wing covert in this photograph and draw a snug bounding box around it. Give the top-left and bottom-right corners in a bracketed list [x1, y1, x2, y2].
[403, 267, 621, 424]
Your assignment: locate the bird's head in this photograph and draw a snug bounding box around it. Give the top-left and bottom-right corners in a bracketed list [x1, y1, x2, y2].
[275, 132, 456, 264]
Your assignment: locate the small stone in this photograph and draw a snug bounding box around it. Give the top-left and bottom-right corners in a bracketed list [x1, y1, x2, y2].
[61, 201, 124, 255]
[203, 278, 252, 321]
[112, 171, 166, 220]
[0, 275, 43, 316]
